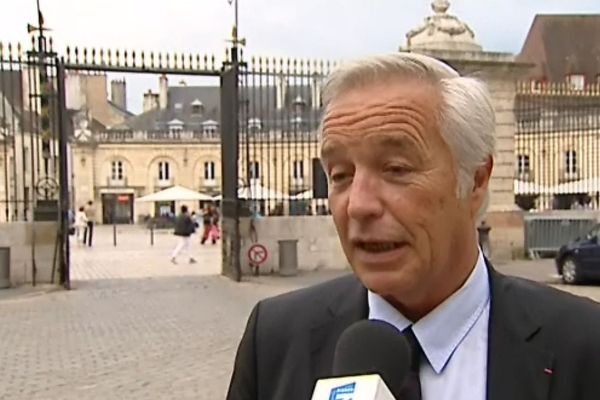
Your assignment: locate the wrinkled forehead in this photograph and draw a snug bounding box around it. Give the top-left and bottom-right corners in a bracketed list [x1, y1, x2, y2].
[319, 80, 441, 153]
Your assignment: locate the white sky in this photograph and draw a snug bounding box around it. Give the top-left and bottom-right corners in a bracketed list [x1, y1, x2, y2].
[2, 0, 599, 113]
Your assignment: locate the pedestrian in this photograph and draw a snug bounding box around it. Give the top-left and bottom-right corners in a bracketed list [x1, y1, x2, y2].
[74, 206, 88, 245]
[171, 205, 197, 264]
[82, 200, 96, 247]
[227, 52, 600, 400]
[200, 205, 214, 245]
[208, 206, 221, 244]
[190, 211, 199, 230]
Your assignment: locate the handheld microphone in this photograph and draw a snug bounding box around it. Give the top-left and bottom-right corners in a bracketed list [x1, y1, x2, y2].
[311, 319, 411, 400]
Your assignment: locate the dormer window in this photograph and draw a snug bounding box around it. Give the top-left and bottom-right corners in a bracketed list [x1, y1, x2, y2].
[248, 117, 262, 134]
[292, 95, 306, 115]
[168, 118, 184, 133]
[191, 99, 204, 115]
[202, 119, 219, 137]
[291, 115, 304, 130]
[566, 74, 585, 91]
[174, 102, 183, 111]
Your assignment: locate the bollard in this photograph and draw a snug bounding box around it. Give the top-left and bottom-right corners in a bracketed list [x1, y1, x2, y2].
[113, 222, 117, 247]
[0, 247, 10, 289]
[278, 239, 298, 277]
[478, 220, 492, 259]
[150, 223, 154, 246]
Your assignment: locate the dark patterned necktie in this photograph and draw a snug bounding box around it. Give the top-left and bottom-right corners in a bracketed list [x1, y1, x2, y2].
[399, 326, 423, 400]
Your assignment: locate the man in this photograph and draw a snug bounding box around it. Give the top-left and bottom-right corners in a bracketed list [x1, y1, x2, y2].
[226, 53, 600, 400]
[171, 205, 196, 264]
[82, 200, 96, 247]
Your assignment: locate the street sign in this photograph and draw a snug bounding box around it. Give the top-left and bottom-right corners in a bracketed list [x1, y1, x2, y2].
[248, 243, 268, 266]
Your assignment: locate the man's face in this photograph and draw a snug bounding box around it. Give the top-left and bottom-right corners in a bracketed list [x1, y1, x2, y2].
[321, 80, 483, 308]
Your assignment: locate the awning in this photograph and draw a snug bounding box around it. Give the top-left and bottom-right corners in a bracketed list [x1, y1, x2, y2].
[213, 183, 288, 200]
[135, 185, 214, 202]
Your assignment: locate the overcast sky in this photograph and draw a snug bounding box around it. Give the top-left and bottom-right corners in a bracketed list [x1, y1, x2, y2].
[2, 0, 599, 113]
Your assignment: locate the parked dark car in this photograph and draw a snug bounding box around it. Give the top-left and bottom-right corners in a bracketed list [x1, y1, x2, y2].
[555, 224, 600, 284]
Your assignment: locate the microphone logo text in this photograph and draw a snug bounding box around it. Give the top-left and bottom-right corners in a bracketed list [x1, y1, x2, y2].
[329, 382, 356, 400]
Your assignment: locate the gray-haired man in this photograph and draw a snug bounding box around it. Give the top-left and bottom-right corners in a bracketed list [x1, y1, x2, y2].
[227, 52, 600, 400]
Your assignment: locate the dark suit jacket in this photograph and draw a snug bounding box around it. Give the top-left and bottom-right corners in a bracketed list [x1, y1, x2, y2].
[227, 266, 600, 400]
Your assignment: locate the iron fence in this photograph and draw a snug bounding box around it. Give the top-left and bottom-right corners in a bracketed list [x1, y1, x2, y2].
[237, 56, 335, 217]
[515, 82, 600, 211]
[0, 40, 66, 223]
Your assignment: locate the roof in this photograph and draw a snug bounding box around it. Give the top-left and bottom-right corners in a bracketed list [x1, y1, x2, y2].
[518, 14, 600, 83]
[0, 70, 23, 113]
[107, 99, 135, 118]
[120, 84, 322, 133]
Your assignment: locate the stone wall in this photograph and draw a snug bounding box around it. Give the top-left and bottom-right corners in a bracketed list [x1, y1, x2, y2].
[0, 222, 59, 286]
[237, 212, 525, 275]
[238, 216, 349, 275]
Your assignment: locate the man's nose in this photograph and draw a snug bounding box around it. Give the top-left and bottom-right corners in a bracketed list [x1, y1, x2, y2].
[347, 170, 384, 221]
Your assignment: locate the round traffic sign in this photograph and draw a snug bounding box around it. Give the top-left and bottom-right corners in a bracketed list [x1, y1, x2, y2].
[248, 243, 268, 265]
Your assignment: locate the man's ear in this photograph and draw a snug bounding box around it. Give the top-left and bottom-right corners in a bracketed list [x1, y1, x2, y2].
[471, 156, 493, 214]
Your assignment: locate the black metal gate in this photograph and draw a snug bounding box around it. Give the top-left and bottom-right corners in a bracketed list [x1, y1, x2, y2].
[0, 39, 71, 287]
[2, 31, 334, 283]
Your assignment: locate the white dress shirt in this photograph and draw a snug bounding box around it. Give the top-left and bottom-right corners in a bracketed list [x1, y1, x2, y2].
[368, 250, 490, 400]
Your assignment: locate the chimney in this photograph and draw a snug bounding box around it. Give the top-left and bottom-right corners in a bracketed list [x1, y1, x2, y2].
[143, 90, 159, 113]
[159, 74, 168, 110]
[110, 79, 127, 110]
[310, 73, 321, 109]
[276, 74, 287, 110]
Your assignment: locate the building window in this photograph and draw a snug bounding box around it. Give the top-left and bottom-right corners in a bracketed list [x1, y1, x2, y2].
[293, 160, 304, 180]
[565, 150, 577, 174]
[23, 147, 29, 172]
[517, 154, 530, 175]
[249, 161, 260, 180]
[248, 118, 262, 134]
[290, 116, 304, 130]
[158, 161, 170, 181]
[202, 120, 219, 137]
[566, 74, 585, 91]
[111, 160, 124, 180]
[191, 99, 203, 115]
[204, 161, 215, 180]
[168, 118, 184, 134]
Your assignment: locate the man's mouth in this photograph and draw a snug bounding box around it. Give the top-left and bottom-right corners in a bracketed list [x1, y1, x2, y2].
[355, 241, 404, 253]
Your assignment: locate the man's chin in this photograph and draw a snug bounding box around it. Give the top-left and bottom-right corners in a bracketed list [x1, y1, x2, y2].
[356, 267, 414, 298]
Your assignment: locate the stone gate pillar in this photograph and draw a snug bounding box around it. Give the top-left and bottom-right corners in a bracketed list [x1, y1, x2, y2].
[401, 0, 532, 261]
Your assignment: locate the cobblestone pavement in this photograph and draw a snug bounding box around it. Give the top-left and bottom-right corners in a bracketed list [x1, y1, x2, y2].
[70, 225, 222, 280]
[0, 226, 598, 399]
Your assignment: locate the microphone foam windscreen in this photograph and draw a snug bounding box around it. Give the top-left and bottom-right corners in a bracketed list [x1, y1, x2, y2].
[332, 319, 411, 397]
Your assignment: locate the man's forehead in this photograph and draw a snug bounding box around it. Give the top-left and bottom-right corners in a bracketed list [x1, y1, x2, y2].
[320, 131, 425, 158]
[326, 78, 437, 108]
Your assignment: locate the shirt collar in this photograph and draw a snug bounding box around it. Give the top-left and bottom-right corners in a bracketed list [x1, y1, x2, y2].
[368, 249, 490, 374]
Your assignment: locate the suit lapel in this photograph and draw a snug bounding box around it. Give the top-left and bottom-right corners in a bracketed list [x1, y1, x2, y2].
[487, 266, 554, 400]
[309, 275, 368, 382]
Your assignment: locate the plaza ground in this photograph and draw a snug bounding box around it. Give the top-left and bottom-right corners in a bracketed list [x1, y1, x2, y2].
[0, 225, 598, 399]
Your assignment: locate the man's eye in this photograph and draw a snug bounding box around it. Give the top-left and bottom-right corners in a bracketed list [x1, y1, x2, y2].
[331, 171, 351, 183]
[385, 165, 412, 175]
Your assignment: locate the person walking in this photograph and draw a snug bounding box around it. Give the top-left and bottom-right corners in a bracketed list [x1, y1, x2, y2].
[74, 206, 88, 245]
[82, 200, 96, 247]
[208, 205, 221, 244]
[200, 205, 214, 245]
[171, 205, 197, 264]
